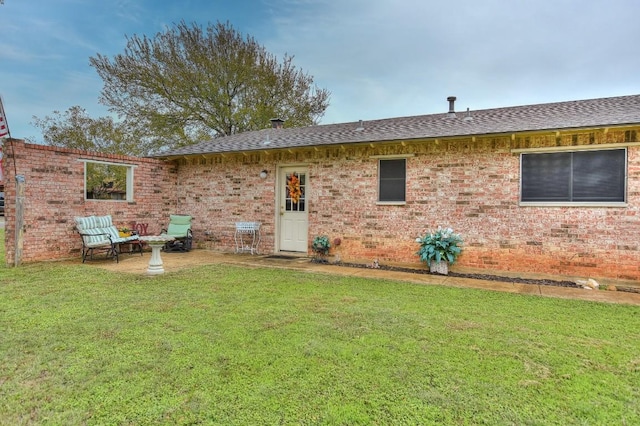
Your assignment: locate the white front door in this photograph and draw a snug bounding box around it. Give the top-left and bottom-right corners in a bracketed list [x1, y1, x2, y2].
[279, 167, 308, 252]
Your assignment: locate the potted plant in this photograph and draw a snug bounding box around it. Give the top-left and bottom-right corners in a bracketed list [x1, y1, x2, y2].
[118, 227, 132, 237]
[416, 226, 463, 275]
[311, 235, 331, 263]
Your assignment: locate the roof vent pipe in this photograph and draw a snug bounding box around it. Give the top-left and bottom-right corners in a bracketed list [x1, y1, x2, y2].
[447, 96, 456, 114]
[270, 118, 285, 129]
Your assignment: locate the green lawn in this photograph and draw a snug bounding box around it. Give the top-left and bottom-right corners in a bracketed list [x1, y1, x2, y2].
[1, 229, 639, 425]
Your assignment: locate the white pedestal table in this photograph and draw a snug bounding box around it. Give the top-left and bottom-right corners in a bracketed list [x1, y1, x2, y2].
[140, 235, 175, 274]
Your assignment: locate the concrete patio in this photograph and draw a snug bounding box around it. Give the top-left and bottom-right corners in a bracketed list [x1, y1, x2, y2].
[78, 248, 640, 306]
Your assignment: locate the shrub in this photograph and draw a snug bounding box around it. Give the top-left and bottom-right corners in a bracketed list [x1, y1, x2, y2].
[416, 226, 463, 266]
[311, 235, 331, 257]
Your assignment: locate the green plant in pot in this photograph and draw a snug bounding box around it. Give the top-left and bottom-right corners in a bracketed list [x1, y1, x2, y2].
[311, 235, 331, 263]
[416, 226, 463, 275]
[118, 227, 132, 237]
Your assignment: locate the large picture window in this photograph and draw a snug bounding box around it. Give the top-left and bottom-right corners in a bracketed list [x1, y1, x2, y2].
[379, 158, 406, 203]
[521, 149, 626, 203]
[84, 160, 135, 201]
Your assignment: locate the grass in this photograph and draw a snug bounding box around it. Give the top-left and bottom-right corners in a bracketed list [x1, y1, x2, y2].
[1, 229, 640, 425]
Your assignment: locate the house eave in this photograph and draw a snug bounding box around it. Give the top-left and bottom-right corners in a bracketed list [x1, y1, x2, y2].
[154, 123, 640, 162]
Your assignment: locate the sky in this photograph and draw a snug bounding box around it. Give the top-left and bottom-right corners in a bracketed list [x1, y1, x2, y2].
[1, 0, 640, 141]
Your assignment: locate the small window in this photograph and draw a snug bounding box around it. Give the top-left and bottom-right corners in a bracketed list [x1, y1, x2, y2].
[84, 161, 134, 201]
[379, 158, 406, 202]
[521, 149, 626, 203]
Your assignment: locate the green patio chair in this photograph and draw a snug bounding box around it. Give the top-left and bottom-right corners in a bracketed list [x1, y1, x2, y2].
[160, 214, 193, 252]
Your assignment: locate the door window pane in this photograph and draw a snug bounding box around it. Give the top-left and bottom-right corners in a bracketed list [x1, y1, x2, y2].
[285, 172, 305, 212]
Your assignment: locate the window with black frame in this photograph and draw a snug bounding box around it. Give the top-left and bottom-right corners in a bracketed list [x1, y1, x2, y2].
[521, 149, 626, 203]
[378, 158, 406, 203]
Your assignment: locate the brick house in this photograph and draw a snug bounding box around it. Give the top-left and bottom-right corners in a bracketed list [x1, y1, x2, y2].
[3, 94, 640, 282]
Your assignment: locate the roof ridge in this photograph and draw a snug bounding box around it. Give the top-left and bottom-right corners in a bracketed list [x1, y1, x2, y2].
[156, 94, 640, 157]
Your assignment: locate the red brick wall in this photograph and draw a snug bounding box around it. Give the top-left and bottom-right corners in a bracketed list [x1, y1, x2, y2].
[171, 156, 277, 251]
[5, 128, 640, 282]
[2, 140, 176, 264]
[174, 129, 640, 281]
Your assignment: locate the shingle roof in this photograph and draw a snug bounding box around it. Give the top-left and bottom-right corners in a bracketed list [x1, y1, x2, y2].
[156, 94, 640, 157]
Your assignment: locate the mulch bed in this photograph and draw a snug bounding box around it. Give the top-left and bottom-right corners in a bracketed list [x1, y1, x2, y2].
[311, 259, 640, 293]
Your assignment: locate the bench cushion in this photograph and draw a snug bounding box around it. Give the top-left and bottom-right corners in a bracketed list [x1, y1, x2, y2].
[75, 215, 139, 247]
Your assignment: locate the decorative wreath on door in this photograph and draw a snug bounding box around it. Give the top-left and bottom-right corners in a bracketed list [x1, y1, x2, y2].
[287, 173, 302, 204]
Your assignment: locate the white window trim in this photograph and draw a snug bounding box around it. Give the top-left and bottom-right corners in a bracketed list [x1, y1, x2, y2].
[370, 154, 415, 159]
[376, 156, 409, 205]
[519, 201, 628, 207]
[376, 201, 407, 206]
[511, 141, 640, 154]
[518, 148, 628, 207]
[79, 159, 136, 202]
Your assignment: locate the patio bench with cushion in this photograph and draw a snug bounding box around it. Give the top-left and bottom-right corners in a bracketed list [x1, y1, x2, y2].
[74, 214, 142, 263]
